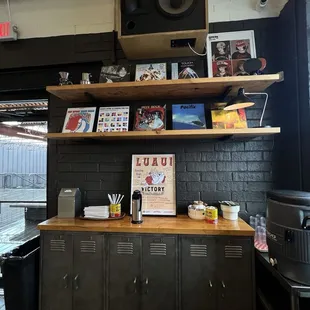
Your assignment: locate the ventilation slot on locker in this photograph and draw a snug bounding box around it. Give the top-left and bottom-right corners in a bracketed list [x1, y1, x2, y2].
[190, 244, 207, 257]
[117, 242, 134, 255]
[80, 241, 96, 253]
[225, 246, 243, 259]
[50, 240, 65, 252]
[150, 243, 167, 256]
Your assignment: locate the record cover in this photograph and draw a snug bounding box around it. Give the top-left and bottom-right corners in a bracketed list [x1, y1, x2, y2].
[134, 105, 166, 131]
[96, 106, 129, 132]
[207, 30, 257, 77]
[211, 109, 248, 129]
[171, 61, 203, 80]
[99, 65, 131, 83]
[172, 104, 206, 130]
[62, 107, 96, 133]
[135, 63, 167, 81]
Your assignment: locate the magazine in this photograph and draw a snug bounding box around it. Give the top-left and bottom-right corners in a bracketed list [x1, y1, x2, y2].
[134, 105, 166, 131]
[135, 63, 167, 81]
[96, 106, 130, 132]
[172, 104, 206, 130]
[62, 107, 96, 133]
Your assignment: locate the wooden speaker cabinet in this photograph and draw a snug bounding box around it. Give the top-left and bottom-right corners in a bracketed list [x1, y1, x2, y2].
[116, 0, 209, 60]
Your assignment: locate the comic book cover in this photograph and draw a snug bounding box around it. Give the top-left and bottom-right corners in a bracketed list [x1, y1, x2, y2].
[134, 105, 166, 131]
[211, 109, 248, 129]
[135, 63, 167, 81]
[172, 103, 206, 130]
[131, 154, 176, 216]
[99, 65, 131, 83]
[62, 107, 96, 133]
[96, 106, 129, 132]
[171, 61, 204, 79]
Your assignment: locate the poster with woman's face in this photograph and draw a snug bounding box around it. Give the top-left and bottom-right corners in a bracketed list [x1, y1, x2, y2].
[207, 31, 256, 78]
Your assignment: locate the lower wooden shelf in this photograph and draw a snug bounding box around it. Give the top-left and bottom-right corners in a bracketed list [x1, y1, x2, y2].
[46, 128, 281, 140]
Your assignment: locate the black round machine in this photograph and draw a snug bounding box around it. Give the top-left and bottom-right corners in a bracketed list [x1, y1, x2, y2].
[267, 190, 310, 285]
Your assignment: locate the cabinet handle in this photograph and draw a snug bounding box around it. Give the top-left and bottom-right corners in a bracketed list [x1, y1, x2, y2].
[221, 281, 226, 288]
[74, 274, 79, 291]
[63, 274, 68, 289]
[209, 280, 213, 288]
[133, 277, 137, 293]
[144, 278, 149, 295]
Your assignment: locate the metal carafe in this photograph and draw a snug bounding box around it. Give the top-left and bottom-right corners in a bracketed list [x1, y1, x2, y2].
[132, 190, 143, 224]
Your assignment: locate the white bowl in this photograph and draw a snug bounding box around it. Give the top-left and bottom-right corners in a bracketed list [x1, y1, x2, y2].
[221, 204, 240, 221]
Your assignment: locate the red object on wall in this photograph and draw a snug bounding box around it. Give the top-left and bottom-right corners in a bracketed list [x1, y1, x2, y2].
[0, 22, 10, 38]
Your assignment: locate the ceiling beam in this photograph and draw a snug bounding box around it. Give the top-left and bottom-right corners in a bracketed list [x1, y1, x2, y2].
[0, 124, 46, 142]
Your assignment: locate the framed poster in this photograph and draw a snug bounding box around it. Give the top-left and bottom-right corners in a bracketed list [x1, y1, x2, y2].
[131, 154, 176, 216]
[207, 30, 257, 78]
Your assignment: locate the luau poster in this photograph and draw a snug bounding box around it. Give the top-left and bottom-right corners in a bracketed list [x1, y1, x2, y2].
[131, 154, 176, 216]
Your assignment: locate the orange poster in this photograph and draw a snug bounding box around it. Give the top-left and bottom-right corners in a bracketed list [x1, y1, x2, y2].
[131, 154, 176, 216]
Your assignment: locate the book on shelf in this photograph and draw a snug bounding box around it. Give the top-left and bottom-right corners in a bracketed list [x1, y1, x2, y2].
[171, 61, 204, 80]
[62, 107, 97, 133]
[172, 103, 206, 130]
[96, 106, 130, 132]
[134, 105, 166, 131]
[135, 63, 167, 81]
[211, 109, 248, 129]
[99, 65, 131, 83]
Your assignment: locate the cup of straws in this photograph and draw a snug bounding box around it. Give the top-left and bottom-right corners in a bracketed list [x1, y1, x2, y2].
[108, 194, 124, 218]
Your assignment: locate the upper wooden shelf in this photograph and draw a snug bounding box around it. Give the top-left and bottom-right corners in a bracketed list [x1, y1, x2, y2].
[46, 128, 281, 141]
[46, 73, 284, 103]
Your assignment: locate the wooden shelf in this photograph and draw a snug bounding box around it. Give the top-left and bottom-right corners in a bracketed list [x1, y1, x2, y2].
[46, 128, 281, 141]
[46, 73, 284, 103]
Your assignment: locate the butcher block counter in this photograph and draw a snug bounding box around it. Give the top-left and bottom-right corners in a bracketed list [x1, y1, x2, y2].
[38, 215, 254, 236]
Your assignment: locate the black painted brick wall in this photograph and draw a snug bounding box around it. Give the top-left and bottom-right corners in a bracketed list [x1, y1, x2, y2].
[48, 18, 277, 220]
[48, 95, 274, 220]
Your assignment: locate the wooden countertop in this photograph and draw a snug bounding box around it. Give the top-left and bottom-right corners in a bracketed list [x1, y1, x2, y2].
[38, 215, 254, 236]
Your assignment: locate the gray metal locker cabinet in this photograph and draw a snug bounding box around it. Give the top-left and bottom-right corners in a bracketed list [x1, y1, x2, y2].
[72, 233, 104, 310]
[180, 236, 217, 310]
[217, 237, 254, 310]
[107, 235, 141, 310]
[40, 232, 73, 310]
[141, 235, 178, 310]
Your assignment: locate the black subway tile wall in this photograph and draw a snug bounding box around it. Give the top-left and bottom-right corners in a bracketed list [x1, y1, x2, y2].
[48, 96, 275, 220]
[47, 18, 278, 220]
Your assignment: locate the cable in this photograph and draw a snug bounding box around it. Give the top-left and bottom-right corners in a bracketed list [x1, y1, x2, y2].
[188, 42, 207, 56]
[6, 0, 12, 22]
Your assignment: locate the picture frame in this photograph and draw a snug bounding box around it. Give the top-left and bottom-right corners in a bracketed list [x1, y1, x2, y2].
[206, 30, 257, 78]
[131, 154, 176, 216]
